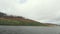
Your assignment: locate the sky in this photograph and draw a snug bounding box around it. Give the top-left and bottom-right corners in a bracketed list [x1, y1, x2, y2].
[0, 0, 60, 24]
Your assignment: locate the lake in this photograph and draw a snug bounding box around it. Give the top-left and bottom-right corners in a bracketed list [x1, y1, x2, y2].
[0, 26, 60, 34]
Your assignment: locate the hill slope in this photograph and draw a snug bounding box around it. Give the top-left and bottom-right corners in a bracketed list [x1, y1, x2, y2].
[0, 12, 57, 26]
[0, 12, 56, 26]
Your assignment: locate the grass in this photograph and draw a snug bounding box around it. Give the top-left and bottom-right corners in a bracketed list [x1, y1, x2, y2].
[0, 19, 47, 26]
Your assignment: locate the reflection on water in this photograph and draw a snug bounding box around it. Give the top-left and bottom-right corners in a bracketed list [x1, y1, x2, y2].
[0, 26, 60, 34]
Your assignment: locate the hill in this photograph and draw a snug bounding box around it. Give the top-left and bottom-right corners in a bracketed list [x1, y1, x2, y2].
[0, 12, 58, 26]
[0, 12, 45, 26]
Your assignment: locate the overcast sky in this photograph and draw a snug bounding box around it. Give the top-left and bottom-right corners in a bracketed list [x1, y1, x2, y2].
[0, 0, 60, 24]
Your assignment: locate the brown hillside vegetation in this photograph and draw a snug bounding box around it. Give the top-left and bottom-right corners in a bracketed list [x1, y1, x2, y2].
[0, 16, 38, 23]
[0, 12, 38, 22]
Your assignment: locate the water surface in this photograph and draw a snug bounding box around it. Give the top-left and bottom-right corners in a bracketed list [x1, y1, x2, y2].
[0, 26, 60, 34]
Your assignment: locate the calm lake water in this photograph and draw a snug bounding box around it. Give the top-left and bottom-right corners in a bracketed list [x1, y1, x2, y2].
[0, 26, 60, 34]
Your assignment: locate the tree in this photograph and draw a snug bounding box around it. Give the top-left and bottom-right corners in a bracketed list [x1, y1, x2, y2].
[0, 12, 7, 17]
